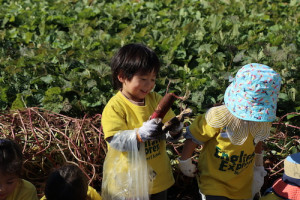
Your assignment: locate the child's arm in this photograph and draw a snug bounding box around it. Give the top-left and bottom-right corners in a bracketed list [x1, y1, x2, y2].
[254, 141, 263, 166]
[180, 139, 198, 160]
[251, 141, 267, 199]
[108, 118, 164, 151]
[177, 139, 198, 177]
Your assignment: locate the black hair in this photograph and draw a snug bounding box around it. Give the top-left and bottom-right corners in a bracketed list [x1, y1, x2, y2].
[111, 43, 161, 90]
[44, 164, 88, 200]
[0, 138, 23, 176]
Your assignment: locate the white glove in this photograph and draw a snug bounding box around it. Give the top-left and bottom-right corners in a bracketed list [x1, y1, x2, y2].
[137, 118, 164, 142]
[252, 165, 267, 198]
[178, 157, 197, 177]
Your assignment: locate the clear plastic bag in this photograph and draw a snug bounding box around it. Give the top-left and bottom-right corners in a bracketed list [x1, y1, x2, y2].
[101, 130, 152, 200]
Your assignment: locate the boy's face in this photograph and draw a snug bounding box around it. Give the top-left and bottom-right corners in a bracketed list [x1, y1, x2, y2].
[119, 70, 156, 102]
[0, 172, 19, 200]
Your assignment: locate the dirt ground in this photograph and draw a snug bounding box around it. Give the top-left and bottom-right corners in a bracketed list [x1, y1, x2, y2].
[167, 174, 201, 200]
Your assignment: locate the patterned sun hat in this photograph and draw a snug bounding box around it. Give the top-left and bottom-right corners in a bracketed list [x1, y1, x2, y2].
[224, 63, 281, 122]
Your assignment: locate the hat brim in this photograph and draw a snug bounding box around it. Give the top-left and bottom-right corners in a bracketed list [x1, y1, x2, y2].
[272, 178, 300, 200]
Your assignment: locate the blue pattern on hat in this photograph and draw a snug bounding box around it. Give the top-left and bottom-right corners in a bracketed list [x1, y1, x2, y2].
[224, 63, 281, 122]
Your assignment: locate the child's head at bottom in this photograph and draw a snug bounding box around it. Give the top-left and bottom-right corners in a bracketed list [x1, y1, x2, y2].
[44, 164, 88, 200]
[0, 138, 23, 200]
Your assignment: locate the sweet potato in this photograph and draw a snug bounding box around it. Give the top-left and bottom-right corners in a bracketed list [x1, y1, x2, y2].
[150, 93, 177, 119]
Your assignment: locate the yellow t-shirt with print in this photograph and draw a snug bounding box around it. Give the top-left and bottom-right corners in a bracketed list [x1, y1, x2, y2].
[101, 91, 175, 194]
[40, 186, 102, 200]
[7, 179, 38, 200]
[189, 114, 256, 199]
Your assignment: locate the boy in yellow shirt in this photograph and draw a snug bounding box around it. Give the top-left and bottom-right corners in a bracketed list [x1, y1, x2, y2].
[0, 138, 38, 200]
[101, 43, 182, 200]
[178, 63, 281, 200]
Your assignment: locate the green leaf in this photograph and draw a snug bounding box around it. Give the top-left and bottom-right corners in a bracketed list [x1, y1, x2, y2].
[40, 75, 54, 84]
[287, 114, 298, 120]
[11, 93, 26, 110]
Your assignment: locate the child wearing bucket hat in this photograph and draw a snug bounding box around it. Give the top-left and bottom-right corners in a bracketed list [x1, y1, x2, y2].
[178, 63, 281, 200]
[260, 152, 300, 200]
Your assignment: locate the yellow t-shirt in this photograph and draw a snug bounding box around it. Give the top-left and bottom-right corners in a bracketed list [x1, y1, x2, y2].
[7, 179, 38, 200]
[101, 91, 175, 194]
[260, 192, 284, 200]
[87, 186, 102, 200]
[40, 186, 102, 200]
[189, 115, 256, 199]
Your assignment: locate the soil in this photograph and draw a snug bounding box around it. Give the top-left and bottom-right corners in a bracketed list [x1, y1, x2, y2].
[167, 173, 201, 200]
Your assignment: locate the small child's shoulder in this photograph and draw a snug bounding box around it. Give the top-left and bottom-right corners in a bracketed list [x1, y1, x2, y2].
[20, 179, 37, 191]
[103, 92, 123, 110]
[12, 179, 38, 200]
[87, 186, 102, 200]
[107, 92, 122, 104]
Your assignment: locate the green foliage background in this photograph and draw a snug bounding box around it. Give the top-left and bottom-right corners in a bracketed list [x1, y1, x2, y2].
[0, 0, 299, 123]
[0, 0, 299, 197]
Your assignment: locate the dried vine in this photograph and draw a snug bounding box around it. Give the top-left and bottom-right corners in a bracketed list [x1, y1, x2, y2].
[0, 108, 299, 199]
[0, 107, 106, 197]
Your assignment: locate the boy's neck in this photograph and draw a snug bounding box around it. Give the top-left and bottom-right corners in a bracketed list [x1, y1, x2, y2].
[120, 91, 145, 106]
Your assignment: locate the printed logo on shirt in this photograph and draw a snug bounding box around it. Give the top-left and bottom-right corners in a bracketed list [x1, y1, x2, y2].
[145, 140, 161, 160]
[214, 146, 255, 174]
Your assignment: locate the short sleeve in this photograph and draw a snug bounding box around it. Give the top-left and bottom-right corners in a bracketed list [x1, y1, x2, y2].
[188, 114, 220, 143]
[102, 103, 128, 139]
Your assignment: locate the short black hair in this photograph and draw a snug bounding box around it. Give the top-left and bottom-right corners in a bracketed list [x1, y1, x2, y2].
[44, 164, 88, 200]
[111, 43, 161, 90]
[0, 138, 23, 176]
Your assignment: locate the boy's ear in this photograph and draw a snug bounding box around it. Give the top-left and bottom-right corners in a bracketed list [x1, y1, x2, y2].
[118, 73, 125, 83]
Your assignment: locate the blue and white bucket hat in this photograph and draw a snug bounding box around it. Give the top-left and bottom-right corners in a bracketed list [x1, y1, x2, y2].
[224, 63, 281, 122]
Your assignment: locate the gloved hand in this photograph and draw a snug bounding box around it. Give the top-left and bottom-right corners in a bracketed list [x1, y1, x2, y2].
[178, 157, 197, 177]
[136, 118, 164, 142]
[252, 165, 267, 198]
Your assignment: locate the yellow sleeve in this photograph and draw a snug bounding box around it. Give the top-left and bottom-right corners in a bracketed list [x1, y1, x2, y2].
[40, 196, 46, 200]
[188, 114, 220, 142]
[101, 101, 128, 139]
[87, 186, 102, 200]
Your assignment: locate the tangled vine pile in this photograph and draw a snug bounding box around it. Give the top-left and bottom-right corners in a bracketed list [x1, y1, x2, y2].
[0, 107, 106, 197]
[0, 108, 299, 199]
